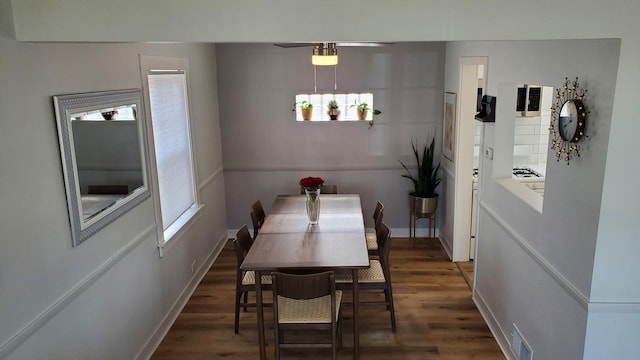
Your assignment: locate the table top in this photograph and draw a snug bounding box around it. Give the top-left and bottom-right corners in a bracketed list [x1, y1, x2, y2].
[241, 194, 369, 271]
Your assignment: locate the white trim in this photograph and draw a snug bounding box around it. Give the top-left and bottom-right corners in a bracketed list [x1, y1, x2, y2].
[587, 302, 640, 313]
[135, 233, 228, 360]
[0, 225, 157, 359]
[480, 200, 589, 309]
[224, 165, 406, 172]
[158, 204, 205, 257]
[198, 166, 223, 191]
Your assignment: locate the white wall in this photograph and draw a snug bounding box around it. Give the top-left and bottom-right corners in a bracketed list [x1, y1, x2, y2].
[444, 39, 621, 358]
[0, 31, 227, 360]
[216, 43, 445, 233]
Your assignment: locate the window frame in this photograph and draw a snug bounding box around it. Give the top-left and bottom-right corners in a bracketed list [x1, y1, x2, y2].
[140, 55, 203, 256]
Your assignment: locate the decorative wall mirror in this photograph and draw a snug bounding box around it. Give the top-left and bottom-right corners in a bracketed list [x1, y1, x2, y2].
[550, 77, 589, 165]
[53, 89, 150, 247]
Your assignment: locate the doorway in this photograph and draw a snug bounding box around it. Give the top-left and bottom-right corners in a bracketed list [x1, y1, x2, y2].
[451, 57, 487, 267]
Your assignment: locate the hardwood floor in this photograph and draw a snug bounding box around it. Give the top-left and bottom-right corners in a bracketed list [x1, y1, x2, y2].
[151, 238, 504, 359]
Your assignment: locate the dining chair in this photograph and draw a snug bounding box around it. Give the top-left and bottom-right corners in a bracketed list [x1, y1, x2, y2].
[251, 200, 266, 238]
[271, 271, 342, 360]
[320, 184, 338, 194]
[232, 225, 271, 334]
[336, 222, 397, 332]
[365, 201, 384, 256]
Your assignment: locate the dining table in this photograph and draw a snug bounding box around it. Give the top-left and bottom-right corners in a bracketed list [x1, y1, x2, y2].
[241, 194, 370, 359]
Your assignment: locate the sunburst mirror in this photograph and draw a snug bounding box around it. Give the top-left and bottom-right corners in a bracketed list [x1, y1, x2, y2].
[550, 77, 589, 165]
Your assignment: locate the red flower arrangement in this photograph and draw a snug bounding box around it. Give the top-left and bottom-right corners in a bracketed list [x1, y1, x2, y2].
[299, 176, 324, 191]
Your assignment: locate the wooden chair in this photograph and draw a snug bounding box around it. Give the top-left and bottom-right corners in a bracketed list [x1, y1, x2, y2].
[365, 201, 384, 256]
[271, 271, 343, 360]
[250, 200, 266, 238]
[320, 184, 338, 194]
[336, 223, 397, 332]
[232, 225, 271, 334]
[299, 184, 338, 195]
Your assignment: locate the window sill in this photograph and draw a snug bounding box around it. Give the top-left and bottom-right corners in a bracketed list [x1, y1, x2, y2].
[495, 178, 543, 214]
[158, 203, 205, 257]
[297, 119, 373, 123]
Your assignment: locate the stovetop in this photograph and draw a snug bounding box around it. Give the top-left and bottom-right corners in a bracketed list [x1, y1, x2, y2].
[472, 166, 543, 181]
[512, 166, 543, 178]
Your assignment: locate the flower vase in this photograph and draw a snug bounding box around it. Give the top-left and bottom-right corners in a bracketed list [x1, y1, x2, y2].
[305, 188, 321, 225]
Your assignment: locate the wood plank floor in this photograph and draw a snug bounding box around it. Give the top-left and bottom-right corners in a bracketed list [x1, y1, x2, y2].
[151, 238, 504, 359]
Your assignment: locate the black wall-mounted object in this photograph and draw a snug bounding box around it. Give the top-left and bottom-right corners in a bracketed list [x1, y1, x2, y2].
[475, 95, 496, 122]
[516, 84, 542, 117]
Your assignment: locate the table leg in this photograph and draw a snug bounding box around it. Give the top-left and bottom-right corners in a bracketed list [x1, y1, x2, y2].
[352, 268, 360, 359]
[255, 270, 266, 360]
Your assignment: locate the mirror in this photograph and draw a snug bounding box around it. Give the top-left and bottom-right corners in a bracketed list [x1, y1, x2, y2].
[53, 89, 150, 247]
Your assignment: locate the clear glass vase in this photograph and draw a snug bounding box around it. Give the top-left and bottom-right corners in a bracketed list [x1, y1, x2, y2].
[305, 188, 321, 225]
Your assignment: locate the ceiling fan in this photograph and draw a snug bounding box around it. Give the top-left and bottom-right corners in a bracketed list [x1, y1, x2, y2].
[275, 42, 394, 64]
[274, 42, 394, 48]
[275, 42, 393, 91]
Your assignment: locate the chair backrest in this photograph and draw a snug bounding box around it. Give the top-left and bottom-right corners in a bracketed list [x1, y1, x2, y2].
[376, 223, 392, 269]
[251, 201, 266, 238]
[235, 224, 253, 260]
[299, 184, 338, 194]
[373, 201, 384, 229]
[373, 201, 384, 222]
[272, 271, 335, 300]
[252, 200, 266, 220]
[321, 184, 338, 194]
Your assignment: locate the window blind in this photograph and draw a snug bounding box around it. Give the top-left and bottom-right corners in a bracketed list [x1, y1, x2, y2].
[147, 73, 196, 230]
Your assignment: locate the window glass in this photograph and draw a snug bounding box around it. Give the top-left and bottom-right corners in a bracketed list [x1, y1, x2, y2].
[294, 93, 374, 121]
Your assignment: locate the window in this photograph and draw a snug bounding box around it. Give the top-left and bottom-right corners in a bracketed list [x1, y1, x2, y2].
[293, 93, 375, 121]
[140, 56, 201, 253]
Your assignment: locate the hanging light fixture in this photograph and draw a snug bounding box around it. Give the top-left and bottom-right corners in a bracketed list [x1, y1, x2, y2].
[312, 43, 338, 92]
[311, 43, 338, 65]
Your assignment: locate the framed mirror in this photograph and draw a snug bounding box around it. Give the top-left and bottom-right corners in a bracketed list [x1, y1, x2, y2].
[53, 89, 150, 247]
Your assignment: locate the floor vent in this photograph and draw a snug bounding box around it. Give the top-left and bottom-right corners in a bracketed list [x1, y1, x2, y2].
[511, 324, 532, 360]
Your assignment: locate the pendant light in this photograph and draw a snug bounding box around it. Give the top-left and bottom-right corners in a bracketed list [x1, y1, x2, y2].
[312, 43, 338, 92]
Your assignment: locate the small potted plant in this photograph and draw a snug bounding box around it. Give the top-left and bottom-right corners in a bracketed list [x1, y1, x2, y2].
[350, 101, 382, 120]
[293, 100, 313, 120]
[399, 137, 441, 215]
[327, 100, 340, 120]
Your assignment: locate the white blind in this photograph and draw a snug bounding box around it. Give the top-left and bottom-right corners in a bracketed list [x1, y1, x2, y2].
[148, 73, 196, 230]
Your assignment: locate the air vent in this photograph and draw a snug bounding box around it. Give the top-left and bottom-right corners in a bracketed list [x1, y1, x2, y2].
[511, 324, 532, 360]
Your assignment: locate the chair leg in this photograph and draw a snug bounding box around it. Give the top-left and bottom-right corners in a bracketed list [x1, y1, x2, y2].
[234, 288, 241, 334]
[273, 323, 281, 360]
[243, 291, 249, 312]
[387, 285, 397, 332]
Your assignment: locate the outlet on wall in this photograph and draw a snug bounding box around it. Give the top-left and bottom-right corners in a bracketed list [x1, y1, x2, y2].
[485, 147, 494, 160]
[511, 324, 532, 360]
[191, 259, 197, 273]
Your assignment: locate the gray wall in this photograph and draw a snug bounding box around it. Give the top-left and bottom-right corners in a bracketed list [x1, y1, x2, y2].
[217, 43, 445, 233]
[0, 32, 227, 359]
[444, 39, 621, 359]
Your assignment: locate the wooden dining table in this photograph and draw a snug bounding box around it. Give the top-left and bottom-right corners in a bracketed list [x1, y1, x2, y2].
[241, 194, 370, 359]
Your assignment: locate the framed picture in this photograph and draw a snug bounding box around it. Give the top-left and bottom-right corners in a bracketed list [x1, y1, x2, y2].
[443, 92, 457, 161]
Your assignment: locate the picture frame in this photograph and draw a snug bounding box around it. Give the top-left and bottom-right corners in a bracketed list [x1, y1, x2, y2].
[443, 92, 457, 161]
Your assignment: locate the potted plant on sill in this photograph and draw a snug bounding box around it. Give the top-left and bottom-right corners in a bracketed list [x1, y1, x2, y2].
[350, 101, 382, 121]
[327, 100, 340, 120]
[399, 137, 442, 216]
[293, 100, 313, 120]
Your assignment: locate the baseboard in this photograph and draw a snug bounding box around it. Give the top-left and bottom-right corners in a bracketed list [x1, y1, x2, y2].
[136, 232, 228, 360]
[473, 287, 516, 360]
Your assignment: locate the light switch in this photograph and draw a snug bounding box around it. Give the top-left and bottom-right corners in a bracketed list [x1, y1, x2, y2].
[485, 147, 494, 160]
